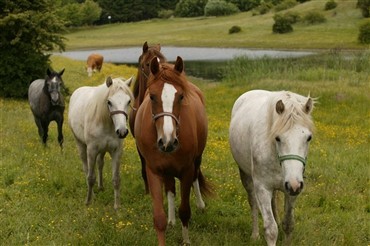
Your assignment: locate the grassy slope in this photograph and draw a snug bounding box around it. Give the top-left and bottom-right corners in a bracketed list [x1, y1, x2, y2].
[64, 0, 368, 50]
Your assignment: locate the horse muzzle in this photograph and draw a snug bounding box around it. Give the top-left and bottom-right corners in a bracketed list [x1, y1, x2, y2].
[116, 128, 129, 139]
[157, 136, 179, 153]
[285, 180, 304, 196]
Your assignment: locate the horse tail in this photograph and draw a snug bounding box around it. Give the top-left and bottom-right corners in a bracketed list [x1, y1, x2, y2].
[197, 169, 215, 198]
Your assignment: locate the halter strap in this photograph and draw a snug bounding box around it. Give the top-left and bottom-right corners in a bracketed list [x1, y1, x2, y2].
[110, 110, 128, 120]
[278, 154, 307, 167]
[152, 112, 180, 125]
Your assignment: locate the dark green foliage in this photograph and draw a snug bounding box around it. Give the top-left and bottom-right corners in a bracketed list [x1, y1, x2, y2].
[158, 9, 175, 19]
[283, 11, 301, 24]
[274, 0, 297, 12]
[303, 11, 327, 24]
[357, 0, 370, 17]
[325, 0, 337, 11]
[229, 25, 242, 34]
[0, 0, 65, 98]
[257, 1, 273, 15]
[272, 14, 293, 33]
[230, 0, 261, 11]
[205, 0, 240, 16]
[174, 0, 207, 17]
[358, 21, 370, 44]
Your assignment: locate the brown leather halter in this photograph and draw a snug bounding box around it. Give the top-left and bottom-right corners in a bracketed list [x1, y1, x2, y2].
[110, 110, 128, 120]
[152, 112, 180, 126]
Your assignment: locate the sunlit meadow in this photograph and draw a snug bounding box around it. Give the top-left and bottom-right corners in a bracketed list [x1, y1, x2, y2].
[1, 52, 369, 245]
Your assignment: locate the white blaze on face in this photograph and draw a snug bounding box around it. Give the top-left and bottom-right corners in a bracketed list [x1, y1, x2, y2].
[161, 83, 177, 137]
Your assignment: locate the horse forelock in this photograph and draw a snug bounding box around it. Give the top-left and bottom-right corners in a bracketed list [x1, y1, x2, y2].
[148, 63, 190, 99]
[269, 92, 315, 139]
[87, 78, 132, 125]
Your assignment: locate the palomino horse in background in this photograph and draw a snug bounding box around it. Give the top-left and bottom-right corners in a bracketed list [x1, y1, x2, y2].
[68, 77, 133, 210]
[229, 90, 315, 246]
[129, 41, 167, 193]
[135, 56, 213, 245]
[86, 53, 104, 77]
[28, 68, 65, 148]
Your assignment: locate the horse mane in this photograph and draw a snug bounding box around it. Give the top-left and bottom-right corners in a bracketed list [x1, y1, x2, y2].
[269, 91, 316, 139]
[88, 78, 133, 125]
[148, 63, 194, 104]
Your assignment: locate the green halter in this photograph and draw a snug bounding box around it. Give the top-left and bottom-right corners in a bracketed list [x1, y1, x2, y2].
[278, 154, 307, 167]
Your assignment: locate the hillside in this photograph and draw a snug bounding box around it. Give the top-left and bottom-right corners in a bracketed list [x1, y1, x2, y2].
[64, 0, 368, 50]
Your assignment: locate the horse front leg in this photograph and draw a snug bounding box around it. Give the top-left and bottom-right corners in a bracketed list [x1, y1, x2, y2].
[97, 153, 105, 191]
[179, 172, 193, 245]
[110, 149, 122, 210]
[41, 120, 49, 145]
[164, 177, 176, 226]
[86, 147, 97, 206]
[255, 184, 278, 246]
[57, 116, 64, 148]
[138, 148, 149, 194]
[282, 194, 297, 245]
[146, 167, 166, 246]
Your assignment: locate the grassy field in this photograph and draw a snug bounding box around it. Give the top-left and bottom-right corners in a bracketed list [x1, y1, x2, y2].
[63, 0, 368, 50]
[1, 50, 369, 245]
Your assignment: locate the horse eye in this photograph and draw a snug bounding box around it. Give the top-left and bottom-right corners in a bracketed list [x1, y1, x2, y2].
[150, 95, 154, 101]
[307, 135, 312, 142]
[107, 100, 112, 106]
[127, 100, 131, 105]
[179, 94, 184, 101]
[275, 136, 281, 142]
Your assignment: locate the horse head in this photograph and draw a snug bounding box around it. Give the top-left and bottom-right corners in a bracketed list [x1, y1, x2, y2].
[45, 68, 65, 106]
[106, 76, 133, 139]
[147, 56, 186, 153]
[273, 95, 314, 196]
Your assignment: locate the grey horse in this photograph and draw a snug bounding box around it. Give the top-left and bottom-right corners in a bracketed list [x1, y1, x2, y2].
[28, 68, 65, 148]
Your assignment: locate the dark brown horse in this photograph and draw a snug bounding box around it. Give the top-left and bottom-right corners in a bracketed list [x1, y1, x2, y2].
[129, 41, 166, 193]
[135, 56, 212, 245]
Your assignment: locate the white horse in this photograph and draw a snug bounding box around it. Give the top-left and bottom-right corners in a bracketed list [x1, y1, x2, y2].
[68, 77, 133, 210]
[229, 90, 315, 246]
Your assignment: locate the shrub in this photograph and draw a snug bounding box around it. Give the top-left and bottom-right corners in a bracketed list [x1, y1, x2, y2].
[272, 14, 293, 33]
[303, 11, 327, 25]
[325, 0, 338, 10]
[158, 9, 174, 19]
[275, 0, 298, 12]
[205, 0, 240, 16]
[174, 0, 207, 17]
[229, 25, 242, 34]
[358, 21, 370, 44]
[257, 1, 273, 15]
[283, 11, 301, 24]
[357, 0, 370, 18]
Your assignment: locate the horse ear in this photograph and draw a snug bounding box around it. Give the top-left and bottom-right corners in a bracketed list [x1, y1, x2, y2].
[276, 100, 285, 114]
[174, 56, 184, 73]
[126, 76, 134, 87]
[106, 76, 113, 87]
[143, 41, 148, 53]
[150, 57, 160, 75]
[59, 68, 65, 77]
[47, 68, 52, 77]
[155, 44, 161, 51]
[304, 97, 313, 114]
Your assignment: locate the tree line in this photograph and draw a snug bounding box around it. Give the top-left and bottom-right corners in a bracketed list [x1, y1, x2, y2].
[0, 0, 369, 98]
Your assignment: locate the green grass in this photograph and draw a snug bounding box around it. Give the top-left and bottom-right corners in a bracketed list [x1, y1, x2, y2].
[64, 0, 368, 50]
[1, 50, 369, 245]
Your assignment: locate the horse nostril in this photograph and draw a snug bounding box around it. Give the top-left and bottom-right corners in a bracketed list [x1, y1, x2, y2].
[173, 138, 179, 147]
[285, 181, 290, 191]
[300, 181, 304, 190]
[158, 138, 164, 148]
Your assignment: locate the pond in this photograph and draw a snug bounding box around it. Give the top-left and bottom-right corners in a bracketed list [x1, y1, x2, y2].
[57, 47, 314, 80]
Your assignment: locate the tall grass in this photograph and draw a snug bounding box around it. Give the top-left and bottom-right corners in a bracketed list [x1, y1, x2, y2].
[1, 53, 369, 245]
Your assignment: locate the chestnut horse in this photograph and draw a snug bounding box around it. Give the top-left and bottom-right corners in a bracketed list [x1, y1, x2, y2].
[86, 53, 104, 77]
[135, 56, 212, 245]
[129, 41, 166, 193]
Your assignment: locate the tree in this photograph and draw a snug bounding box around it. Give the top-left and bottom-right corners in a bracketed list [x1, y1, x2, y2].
[357, 0, 370, 18]
[0, 0, 66, 98]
